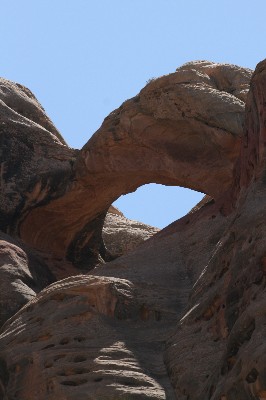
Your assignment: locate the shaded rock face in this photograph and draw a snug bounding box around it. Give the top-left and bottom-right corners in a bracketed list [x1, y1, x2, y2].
[0, 232, 54, 327]
[2, 59, 266, 399]
[0, 78, 74, 237]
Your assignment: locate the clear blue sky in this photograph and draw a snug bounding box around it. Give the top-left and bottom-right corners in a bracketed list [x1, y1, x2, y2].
[1, 1, 265, 228]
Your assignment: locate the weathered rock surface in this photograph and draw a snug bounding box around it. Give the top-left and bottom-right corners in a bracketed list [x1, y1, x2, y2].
[0, 77, 74, 237]
[0, 78, 66, 143]
[0, 275, 175, 399]
[16, 61, 251, 267]
[163, 60, 266, 399]
[2, 59, 266, 400]
[0, 232, 54, 327]
[103, 207, 159, 258]
[0, 190, 236, 400]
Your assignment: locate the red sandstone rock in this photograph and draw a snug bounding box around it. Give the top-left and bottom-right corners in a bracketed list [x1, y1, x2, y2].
[0, 78, 66, 143]
[2, 60, 266, 400]
[0, 275, 173, 399]
[163, 60, 266, 399]
[103, 210, 159, 258]
[17, 61, 251, 267]
[0, 78, 74, 239]
[0, 232, 54, 327]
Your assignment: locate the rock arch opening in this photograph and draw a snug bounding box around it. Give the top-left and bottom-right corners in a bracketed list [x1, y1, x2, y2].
[113, 183, 204, 229]
[101, 184, 204, 260]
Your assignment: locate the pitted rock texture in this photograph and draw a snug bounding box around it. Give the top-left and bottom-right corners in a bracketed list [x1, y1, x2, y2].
[0, 196, 232, 400]
[2, 59, 266, 400]
[163, 60, 266, 399]
[103, 208, 159, 258]
[0, 276, 174, 399]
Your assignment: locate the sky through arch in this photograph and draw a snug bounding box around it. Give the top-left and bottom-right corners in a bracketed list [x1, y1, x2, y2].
[114, 184, 204, 229]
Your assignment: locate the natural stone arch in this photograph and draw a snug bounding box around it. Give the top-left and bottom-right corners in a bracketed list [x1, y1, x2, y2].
[4, 60, 266, 400]
[0, 62, 252, 268]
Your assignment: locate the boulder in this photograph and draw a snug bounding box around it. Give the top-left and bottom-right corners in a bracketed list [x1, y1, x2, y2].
[103, 206, 159, 258]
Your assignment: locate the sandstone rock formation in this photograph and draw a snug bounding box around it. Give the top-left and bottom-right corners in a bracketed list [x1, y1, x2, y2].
[0, 78, 74, 236]
[14, 61, 251, 267]
[163, 60, 266, 399]
[103, 206, 160, 258]
[0, 232, 54, 327]
[1, 59, 266, 399]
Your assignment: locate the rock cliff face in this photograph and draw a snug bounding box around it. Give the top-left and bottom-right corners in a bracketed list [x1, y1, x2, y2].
[1, 59, 266, 399]
[163, 60, 266, 399]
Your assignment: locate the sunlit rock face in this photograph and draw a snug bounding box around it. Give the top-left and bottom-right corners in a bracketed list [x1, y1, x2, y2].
[2, 59, 266, 399]
[103, 206, 160, 258]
